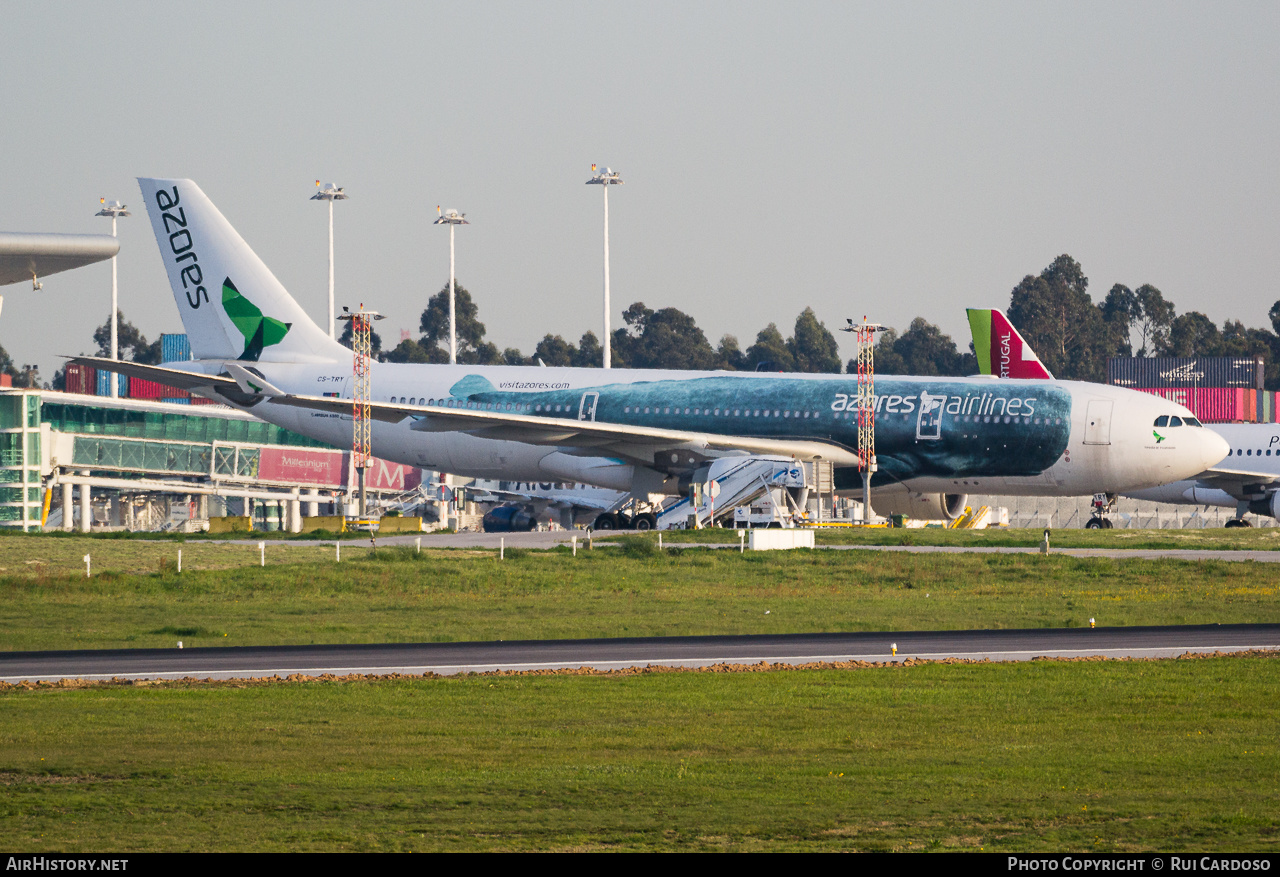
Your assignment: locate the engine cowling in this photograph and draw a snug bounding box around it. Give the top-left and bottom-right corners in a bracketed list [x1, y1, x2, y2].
[872, 492, 968, 522]
[1246, 490, 1280, 521]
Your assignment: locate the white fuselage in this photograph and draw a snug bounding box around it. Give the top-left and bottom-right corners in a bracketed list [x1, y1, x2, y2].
[186, 360, 1229, 499]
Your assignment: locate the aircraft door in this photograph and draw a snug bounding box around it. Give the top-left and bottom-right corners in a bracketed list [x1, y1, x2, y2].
[579, 392, 599, 421]
[1083, 400, 1113, 445]
[916, 391, 944, 441]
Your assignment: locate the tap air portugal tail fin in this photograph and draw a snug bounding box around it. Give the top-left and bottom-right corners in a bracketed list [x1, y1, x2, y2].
[137, 177, 347, 365]
[966, 308, 1053, 380]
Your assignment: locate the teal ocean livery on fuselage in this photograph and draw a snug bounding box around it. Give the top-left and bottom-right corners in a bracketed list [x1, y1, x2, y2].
[434, 373, 1072, 486]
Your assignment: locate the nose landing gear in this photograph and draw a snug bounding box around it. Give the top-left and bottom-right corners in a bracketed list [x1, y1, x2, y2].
[1085, 492, 1116, 529]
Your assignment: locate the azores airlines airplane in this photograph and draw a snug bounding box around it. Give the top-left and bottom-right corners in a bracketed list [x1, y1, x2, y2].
[967, 307, 1279, 527]
[69, 179, 1228, 512]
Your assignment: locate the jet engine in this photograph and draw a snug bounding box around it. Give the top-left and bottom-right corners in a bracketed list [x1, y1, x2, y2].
[872, 492, 968, 522]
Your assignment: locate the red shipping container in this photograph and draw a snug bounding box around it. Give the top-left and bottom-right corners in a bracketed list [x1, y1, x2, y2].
[1135, 387, 1246, 422]
[129, 377, 171, 400]
[188, 395, 221, 406]
[64, 363, 96, 395]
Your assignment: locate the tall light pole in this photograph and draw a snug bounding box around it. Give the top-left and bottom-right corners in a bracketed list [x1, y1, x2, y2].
[585, 165, 623, 368]
[310, 181, 348, 340]
[95, 198, 130, 397]
[433, 207, 469, 365]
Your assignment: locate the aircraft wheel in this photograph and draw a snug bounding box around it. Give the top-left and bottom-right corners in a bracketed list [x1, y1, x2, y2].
[593, 514, 617, 530]
[1102, 519, 1113, 529]
[615, 514, 633, 530]
[1225, 518, 1251, 528]
[633, 513, 657, 531]
[1085, 518, 1104, 529]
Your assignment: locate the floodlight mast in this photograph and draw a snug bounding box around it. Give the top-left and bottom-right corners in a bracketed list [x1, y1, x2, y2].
[95, 199, 130, 398]
[433, 207, 469, 364]
[842, 317, 888, 524]
[585, 165, 623, 368]
[310, 182, 349, 340]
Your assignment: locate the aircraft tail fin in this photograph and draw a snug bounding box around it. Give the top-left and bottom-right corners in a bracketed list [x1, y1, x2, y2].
[966, 308, 1053, 380]
[137, 178, 347, 364]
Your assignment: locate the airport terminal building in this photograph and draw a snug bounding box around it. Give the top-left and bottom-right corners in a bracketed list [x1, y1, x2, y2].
[0, 388, 429, 532]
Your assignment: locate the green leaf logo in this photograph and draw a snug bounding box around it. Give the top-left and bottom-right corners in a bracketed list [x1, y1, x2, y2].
[1153, 430, 1166, 444]
[222, 278, 291, 361]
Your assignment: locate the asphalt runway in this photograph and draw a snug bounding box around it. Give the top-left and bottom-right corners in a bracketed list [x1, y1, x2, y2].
[3, 624, 1277, 684]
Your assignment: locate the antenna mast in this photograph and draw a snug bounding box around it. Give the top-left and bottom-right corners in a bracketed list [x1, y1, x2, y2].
[844, 316, 887, 524]
[339, 303, 383, 520]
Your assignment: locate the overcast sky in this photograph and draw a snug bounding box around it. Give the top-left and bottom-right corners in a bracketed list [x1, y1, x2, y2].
[2, 1, 1277, 375]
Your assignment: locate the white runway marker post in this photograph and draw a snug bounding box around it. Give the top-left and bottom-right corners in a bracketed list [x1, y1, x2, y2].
[336, 540, 341, 562]
[572, 535, 577, 557]
[415, 536, 421, 555]
[83, 554, 90, 578]
[500, 537, 504, 561]
[739, 530, 745, 553]
[259, 541, 265, 567]
[177, 550, 182, 573]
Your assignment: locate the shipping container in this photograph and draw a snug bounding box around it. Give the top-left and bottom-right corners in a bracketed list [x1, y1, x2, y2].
[129, 377, 171, 400]
[64, 363, 96, 395]
[162, 397, 191, 405]
[160, 333, 192, 363]
[1108, 356, 1264, 389]
[1135, 387, 1245, 422]
[188, 395, 220, 406]
[95, 370, 128, 397]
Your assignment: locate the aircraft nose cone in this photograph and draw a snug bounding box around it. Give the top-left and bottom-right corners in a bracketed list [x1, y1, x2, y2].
[1198, 427, 1230, 470]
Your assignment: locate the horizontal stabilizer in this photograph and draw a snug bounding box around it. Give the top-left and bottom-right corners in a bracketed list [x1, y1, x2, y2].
[64, 356, 239, 393]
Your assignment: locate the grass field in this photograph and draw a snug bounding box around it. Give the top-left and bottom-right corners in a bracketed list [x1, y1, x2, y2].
[3, 531, 1278, 852]
[2, 534, 1280, 651]
[2, 655, 1277, 852]
[614, 526, 1280, 550]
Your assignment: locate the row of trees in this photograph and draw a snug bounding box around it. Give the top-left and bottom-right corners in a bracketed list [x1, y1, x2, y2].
[368, 282, 847, 374]
[1005, 254, 1280, 385]
[30, 257, 1280, 390]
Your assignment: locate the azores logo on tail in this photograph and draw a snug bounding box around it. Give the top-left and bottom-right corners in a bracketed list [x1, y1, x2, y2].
[222, 278, 292, 361]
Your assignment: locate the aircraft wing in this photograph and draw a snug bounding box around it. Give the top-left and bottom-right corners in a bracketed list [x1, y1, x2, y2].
[65, 356, 240, 393]
[1191, 467, 1280, 494]
[0, 233, 119, 286]
[270, 393, 863, 467]
[63, 357, 862, 467]
[477, 487, 621, 513]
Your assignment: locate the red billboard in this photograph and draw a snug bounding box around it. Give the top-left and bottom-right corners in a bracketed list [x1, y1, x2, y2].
[258, 448, 345, 487]
[257, 448, 422, 491]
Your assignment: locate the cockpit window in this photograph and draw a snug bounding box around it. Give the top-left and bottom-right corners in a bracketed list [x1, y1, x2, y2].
[1184, 417, 1202, 427]
[1169, 416, 1183, 427]
[1154, 416, 1169, 427]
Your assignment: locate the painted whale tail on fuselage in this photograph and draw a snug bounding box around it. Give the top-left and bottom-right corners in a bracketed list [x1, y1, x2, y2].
[137, 177, 347, 365]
